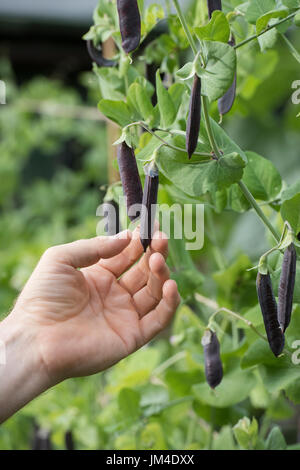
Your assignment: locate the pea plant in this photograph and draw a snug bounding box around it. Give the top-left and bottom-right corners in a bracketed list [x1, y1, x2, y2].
[81, 0, 300, 448]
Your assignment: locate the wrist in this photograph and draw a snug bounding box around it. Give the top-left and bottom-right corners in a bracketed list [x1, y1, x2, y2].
[0, 310, 51, 423]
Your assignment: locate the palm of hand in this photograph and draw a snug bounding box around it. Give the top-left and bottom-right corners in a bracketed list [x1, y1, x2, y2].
[13, 232, 179, 384]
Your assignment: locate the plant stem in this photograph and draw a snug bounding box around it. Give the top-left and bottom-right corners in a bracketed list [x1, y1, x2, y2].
[173, 0, 198, 55]
[125, 121, 211, 157]
[152, 351, 186, 376]
[196, 294, 291, 357]
[238, 181, 280, 242]
[206, 208, 227, 270]
[235, 11, 298, 50]
[173, 0, 283, 240]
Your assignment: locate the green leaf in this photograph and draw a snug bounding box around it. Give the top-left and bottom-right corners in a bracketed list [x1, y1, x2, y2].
[176, 62, 195, 80]
[144, 4, 165, 33]
[258, 27, 278, 52]
[280, 33, 300, 64]
[194, 11, 230, 43]
[242, 151, 282, 201]
[156, 71, 176, 127]
[201, 41, 237, 101]
[282, 0, 300, 9]
[94, 67, 125, 101]
[295, 11, 300, 26]
[241, 339, 288, 369]
[212, 426, 237, 450]
[233, 417, 258, 450]
[98, 99, 132, 127]
[285, 377, 300, 404]
[140, 422, 167, 450]
[261, 363, 300, 394]
[265, 426, 287, 450]
[140, 384, 169, 417]
[213, 254, 253, 306]
[118, 388, 141, 421]
[168, 83, 186, 117]
[158, 150, 245, 197]
[281, 193, 300, 234]
[281, 181, 300, 201]
[256, 9, 288, 35]
[246, 0, 277, 25]
[127, 83, 154, 124]
[193, 367, 256, 408]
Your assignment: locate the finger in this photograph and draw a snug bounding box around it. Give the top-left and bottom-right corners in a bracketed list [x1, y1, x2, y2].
[44, 230, 132, 269]
[99, 226, 143, 277]
[118, 231, 169, 295]
[133, 253, 170, 316]
[139, 280, 181, 344]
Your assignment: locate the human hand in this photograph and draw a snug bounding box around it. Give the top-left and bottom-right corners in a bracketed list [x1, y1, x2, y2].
[10, 229, 180, 387]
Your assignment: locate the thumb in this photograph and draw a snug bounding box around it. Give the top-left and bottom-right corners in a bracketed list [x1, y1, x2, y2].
[46, 230, 132, 269]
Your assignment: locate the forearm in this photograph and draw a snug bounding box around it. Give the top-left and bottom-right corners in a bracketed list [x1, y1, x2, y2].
[0, 311, 51, 423]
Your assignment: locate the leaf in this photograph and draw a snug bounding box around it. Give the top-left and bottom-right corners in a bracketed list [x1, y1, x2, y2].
[265, 427, 287, 450]
[140, 422, 167, 450]
[241, 339, 289, 369]
[256, 9, 288, 35]
[258, 27, 278, 52]
[193, 367, 256, 408]
[212, 426, 237, 450]
[282, 0, 300, 9]
[246, 0, 277, 24]
[261, 363, 300, 394]
[242, 151, 282, 201]
[156, 71, 176, 127]
[118, 388, 141, 421]
[94, 67, 125, 101]
[233, 417, 258, 450]
[281, 193, 300, 234]
[176, 62, 194, 80]
[168, 82, 186, 117]
[127, 83, 154, 123]
[140, 384, 169, 417]
[285, 377, 300, 404]
[281, 181, 300, 201]
[194, 11, 230, 43]
[280, 33, 300, 64]
[98, 99, 132, 127]
[200, 41, 237, 102]
[158, 149, 245, 197]
[213, 253, 253, 306]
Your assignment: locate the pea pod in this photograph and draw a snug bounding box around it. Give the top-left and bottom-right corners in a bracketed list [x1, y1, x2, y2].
[186, 74, 201, 159]
[278, 243, 296, 332]
[140, 162, 159, 252]
[103, 200, 121, 236]
[117, 142, 143, 222]
[202, 329, 223, 389]
[207, 0, 222, 18]
[65, 431, 75, 451]
[117, 0, 141, 54]
[86, 40, 117, 67]
[256, 272, 285, 357]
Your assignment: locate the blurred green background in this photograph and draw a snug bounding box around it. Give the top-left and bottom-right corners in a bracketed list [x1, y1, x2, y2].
[1, 0, 300, 450]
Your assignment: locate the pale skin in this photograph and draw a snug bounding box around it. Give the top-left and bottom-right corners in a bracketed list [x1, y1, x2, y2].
[0, 228, 180, 423]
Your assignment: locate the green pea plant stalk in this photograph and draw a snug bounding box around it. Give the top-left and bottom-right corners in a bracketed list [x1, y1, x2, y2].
[84, 0, 300, 450]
